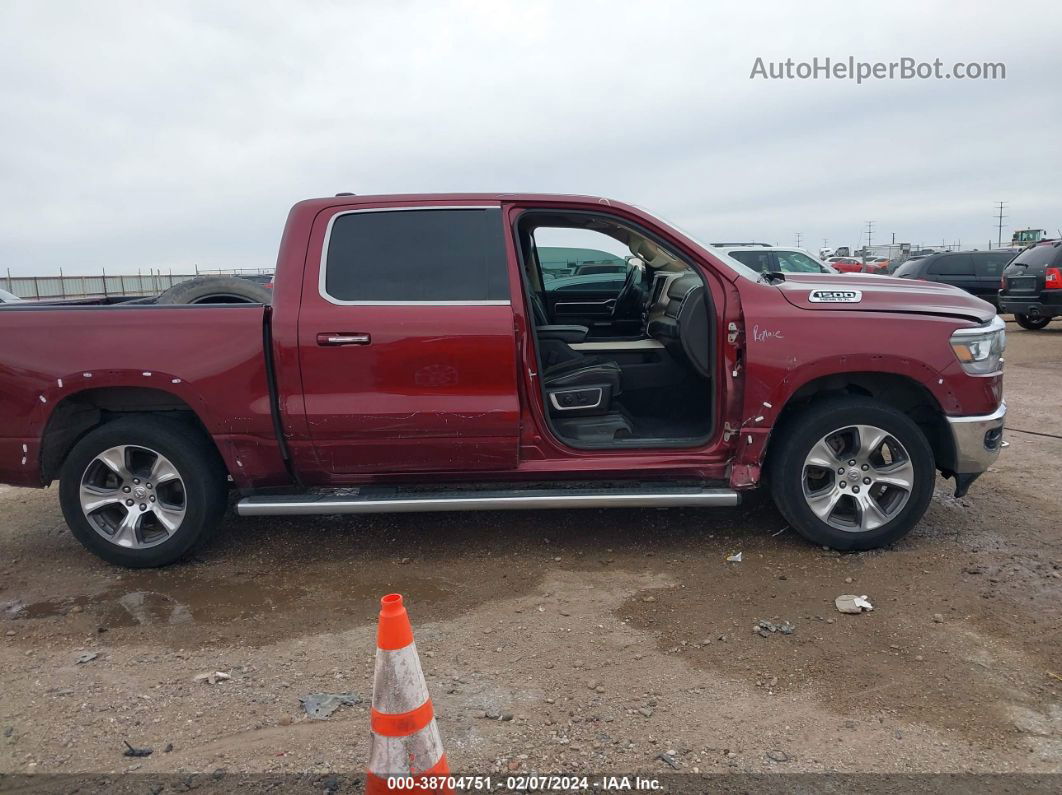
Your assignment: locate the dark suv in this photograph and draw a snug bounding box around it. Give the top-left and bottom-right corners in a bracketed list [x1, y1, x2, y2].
[998, 240, 1062, 329]
[892, 250, 1014, 307]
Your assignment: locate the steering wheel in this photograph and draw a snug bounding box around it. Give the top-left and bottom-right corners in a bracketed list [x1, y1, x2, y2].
[611, 260, 648, 320]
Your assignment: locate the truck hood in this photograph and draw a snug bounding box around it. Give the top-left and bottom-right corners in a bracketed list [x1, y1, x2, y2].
[775, 273, 996, 324]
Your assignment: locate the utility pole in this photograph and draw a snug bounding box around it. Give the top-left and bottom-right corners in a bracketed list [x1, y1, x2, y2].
[891, 232, 896, 244]
[995, 201, 1007, 248]
[865, 220, 874, 248]
[795, 232, 802, 247]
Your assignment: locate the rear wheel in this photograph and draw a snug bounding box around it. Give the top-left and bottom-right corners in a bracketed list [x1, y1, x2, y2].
[768, 397, 935, 550]
[1014, 314, 1051, 330]
[59, 416, 228, 567]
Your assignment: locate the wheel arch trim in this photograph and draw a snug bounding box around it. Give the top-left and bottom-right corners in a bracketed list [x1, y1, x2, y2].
[36, 373, 230, 484]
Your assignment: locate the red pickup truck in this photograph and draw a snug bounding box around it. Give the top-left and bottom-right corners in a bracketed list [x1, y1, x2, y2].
[0, 194, 1006, 567]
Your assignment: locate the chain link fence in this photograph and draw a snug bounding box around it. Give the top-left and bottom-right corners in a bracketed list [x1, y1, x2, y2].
[3, 267, 272, 301]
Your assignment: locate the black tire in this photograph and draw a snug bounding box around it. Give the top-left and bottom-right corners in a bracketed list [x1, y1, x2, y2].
[768, 396, 935, 550]
[156, 275, 271, 305]
[1014, 314, 1051, 330]
[59, 416, 228, 567]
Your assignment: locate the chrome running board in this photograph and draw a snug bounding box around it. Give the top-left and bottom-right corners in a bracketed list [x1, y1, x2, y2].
[237, 483, 739, 517]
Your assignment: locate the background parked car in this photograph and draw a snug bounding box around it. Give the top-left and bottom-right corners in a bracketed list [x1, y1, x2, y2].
[999, 239, 1062, 329]
[827, 256, 864, 273]
[864, 256, 891, 274]
[892, 250, 1013, 307]
[0, 288, 22, 303]
[719, 246, 836, 274]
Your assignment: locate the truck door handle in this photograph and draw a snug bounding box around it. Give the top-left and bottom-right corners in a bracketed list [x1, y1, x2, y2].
[317, 332, 371, 346]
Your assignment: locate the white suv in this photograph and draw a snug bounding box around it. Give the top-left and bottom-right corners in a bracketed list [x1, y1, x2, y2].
[714, 245, 837, 275]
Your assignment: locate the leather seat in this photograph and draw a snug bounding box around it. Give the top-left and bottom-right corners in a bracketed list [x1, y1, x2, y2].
[545, 358, 622, 392]
[543, 358, 622, 415]
[522, 233, 622, 415]
[647, 273, 711, 378]
[528, 267, 619, 390]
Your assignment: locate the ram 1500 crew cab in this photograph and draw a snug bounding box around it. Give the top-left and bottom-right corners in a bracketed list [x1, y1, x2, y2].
[0, 194, 1006, 567]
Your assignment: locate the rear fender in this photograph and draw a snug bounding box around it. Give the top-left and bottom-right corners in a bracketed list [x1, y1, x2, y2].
[28, 369, 233, 486]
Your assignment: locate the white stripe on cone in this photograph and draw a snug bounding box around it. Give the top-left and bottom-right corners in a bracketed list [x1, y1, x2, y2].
[373, 641, 431, 715]
[369, 718, 445, 776]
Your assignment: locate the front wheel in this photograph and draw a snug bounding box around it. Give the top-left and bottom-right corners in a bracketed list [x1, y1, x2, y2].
[1014, 314, 1051, 330]
[59, 416, 228, 567]
[768, 397, 935, 550]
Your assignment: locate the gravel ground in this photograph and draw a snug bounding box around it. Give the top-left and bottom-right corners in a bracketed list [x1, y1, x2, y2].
[1, 322, 1060, 780]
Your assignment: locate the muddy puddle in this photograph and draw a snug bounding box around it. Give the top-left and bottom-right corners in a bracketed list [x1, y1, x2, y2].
[1, 570, 455, 640]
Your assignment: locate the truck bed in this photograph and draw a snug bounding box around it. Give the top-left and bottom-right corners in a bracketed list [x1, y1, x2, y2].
[0, 303, 284, 488]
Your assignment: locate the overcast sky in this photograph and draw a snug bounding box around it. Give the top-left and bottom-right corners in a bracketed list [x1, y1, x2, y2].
[1, 0, 1059, 276]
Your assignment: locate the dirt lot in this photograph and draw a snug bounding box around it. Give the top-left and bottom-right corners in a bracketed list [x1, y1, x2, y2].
[1, 323, 1060, 781]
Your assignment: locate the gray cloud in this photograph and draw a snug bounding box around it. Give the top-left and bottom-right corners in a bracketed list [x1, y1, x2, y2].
[1, 0, 1059, 275]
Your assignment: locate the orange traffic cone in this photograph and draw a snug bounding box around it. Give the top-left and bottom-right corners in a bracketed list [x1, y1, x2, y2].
[366, 593, 450, 794]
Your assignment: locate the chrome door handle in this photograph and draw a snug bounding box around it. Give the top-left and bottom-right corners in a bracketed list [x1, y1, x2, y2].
[317, 333, 371, 346]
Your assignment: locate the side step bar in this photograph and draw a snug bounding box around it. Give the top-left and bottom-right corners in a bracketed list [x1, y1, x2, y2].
[237, 484, 739, 517]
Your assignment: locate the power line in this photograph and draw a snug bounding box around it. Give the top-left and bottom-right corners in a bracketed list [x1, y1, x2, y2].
[995, 201, 1007, 248]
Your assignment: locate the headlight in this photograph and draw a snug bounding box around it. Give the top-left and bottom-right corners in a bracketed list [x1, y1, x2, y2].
[950, 316, 1006, 375]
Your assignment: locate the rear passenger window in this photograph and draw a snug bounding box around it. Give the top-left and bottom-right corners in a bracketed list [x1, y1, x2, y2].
[1012, 244, 1062, 269]
[929, 255, 973, 275]
[324, 208, 509, 302]
[974, 254, 1009, 278]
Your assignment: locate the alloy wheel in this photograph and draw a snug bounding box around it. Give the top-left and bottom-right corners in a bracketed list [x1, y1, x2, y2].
[801, 424, 914, 532]
[79, 445, 187, 549]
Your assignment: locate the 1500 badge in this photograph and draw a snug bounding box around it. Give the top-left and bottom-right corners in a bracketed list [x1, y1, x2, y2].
[809, 289, 862, 303]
